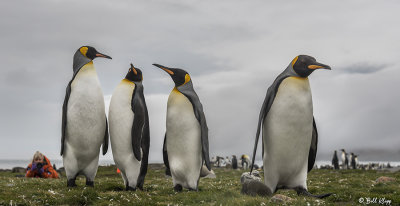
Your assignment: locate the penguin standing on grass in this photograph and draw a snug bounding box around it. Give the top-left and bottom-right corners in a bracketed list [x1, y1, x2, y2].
[61, 46, 111, 187]
[109, 64, 150, 190]
[245, 55, 332, 198]
[341, 149, 349, 169]
[350, 153, 356, 169]
[332, 150, 339, 169]
[153, 63, 211, 191]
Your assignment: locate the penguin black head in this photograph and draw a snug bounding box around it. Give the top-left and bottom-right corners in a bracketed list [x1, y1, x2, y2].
[125, 63, 143, 82]
[291, 55, 331, 77]
[153, 63, 191, 87]
[78, 46, 112, 60]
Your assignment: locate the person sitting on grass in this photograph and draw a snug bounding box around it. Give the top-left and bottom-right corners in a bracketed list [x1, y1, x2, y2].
[26, 151, 59, 178]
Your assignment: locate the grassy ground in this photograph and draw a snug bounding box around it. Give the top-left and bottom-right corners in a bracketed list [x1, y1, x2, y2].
[0, 165, 399, 205]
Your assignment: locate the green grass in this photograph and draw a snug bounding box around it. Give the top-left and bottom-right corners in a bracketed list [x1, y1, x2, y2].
[0, 165, 399, 205]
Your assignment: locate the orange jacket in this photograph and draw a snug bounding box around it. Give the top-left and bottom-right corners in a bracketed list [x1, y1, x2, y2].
[26, 156, 59, 178]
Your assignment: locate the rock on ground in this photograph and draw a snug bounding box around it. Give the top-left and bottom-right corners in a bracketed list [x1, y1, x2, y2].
[270, 194, 293, 203]
[375, 176, 396, 183]
[12, 167, 26, 173]
[240, 171, 261, 184]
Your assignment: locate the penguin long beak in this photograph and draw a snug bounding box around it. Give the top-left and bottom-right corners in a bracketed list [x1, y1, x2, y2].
[130, 63, 138, 75]
[153, 63, 174, 75]
[95, 52, 112, 59]
[308, 62, 331, 70]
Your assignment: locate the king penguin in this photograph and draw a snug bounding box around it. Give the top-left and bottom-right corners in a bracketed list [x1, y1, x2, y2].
[153, 63, 211, 191]
[246, 55, 332, 198]
[109, 63, 150, 191]
[61, 46, 111, 187]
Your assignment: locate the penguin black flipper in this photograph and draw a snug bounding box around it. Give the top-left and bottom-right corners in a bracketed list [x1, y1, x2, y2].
[177, 81, 211, 171]
[61, 52, 91, 156]
[130, 82, 149, 162]
[163, 133, 171, 176]
[102, 117, 109, 155]
[250, 71, 294, 173]
[131, 82, 150, 189]
[307, 118, 318, 172]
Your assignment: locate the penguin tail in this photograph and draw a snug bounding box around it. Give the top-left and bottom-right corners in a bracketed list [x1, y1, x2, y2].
[295, 187, 333, 199]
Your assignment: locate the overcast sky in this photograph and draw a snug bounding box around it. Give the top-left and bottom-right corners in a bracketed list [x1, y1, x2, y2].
[1, 0, 399, 163]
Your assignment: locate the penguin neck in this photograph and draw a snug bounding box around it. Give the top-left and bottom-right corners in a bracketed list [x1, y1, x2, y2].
[176, 80, 194, 91]
[76, 61, 98, 78]
[73, 51, 91, 74]
[122, 78, 135, 86]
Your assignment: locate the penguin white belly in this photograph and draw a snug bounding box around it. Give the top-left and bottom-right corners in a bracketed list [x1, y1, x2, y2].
[263, 77, 313, 190]
[167, 88, 202, 189]
[109, 79, 141, 186]
[65, 63, 105, 172]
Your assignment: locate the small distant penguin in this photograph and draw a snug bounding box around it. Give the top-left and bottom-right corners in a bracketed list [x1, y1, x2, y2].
[354, 155, 359, 168]
[216, 156, 224, 167]
[61, 46, 111, 187]
[332, 150, 339, 170]
[341, 149, 349, 169]
[153, 63, 211, 191]
[350, 153, 356, 169]
[109, 64, 150, 190]
[247, 55, 332, 198]
[232, 155, 238, 169]
[241, 154, 250, 170]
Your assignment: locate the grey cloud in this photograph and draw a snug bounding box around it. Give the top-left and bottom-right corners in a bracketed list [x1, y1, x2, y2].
[338, 63, 389, 74]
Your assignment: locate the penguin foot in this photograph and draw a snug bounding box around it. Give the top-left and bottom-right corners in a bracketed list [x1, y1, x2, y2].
[188, 188, 198, 192]
[126, 185, 137, 191]
[174, 184, 183, 192]
[67, 179, 77, 187]
[295, 187, 332, 199]
[85, 180, 94, 187]
[241, 180, 272, 196]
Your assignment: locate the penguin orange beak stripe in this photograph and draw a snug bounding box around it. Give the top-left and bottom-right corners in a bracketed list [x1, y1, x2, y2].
[153, 64, 174, 75]
[95, 53, 112, 59]
[130, 63, 138, 75]
[308, 64, 331, 70]
[308, 65, 324, 69]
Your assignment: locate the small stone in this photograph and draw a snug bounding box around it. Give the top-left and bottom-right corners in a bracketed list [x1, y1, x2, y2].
[270, 194, 293, 203]
[375, 176, 396, 183]
[240, 172, 261, 184]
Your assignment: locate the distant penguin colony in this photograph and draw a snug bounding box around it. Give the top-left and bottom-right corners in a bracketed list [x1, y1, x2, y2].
[61, 46, 334, 198]
[61, 46, 111, 187]
[246, 55, 332, 198]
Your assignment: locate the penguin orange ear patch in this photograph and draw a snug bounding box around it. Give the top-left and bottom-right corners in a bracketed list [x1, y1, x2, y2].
[80, 47, 88, 56]
[184, 74, 191, 84]
[291, 56, 299, 66]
